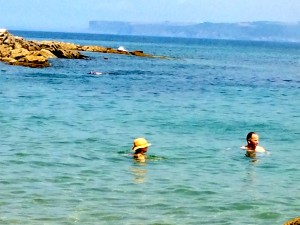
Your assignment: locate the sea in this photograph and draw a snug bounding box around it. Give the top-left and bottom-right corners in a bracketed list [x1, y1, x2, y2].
[1, 30, 300, 225]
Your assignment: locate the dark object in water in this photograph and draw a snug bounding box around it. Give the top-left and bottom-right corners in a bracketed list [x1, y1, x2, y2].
[88, 71, 102, 75]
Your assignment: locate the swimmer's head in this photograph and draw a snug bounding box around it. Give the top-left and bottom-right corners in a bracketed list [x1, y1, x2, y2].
[246, 132, 259, 147]
[132, 138, 151, 152]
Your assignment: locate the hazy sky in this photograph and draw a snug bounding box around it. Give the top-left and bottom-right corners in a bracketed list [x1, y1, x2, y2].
[1, 0, 300, 31]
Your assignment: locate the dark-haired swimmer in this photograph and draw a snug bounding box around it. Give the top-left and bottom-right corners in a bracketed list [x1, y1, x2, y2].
[241, 132, 265, 157]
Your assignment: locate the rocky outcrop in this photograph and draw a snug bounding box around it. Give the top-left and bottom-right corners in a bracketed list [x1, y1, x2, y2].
[283, 217, 300, 225]
[0, 29, 156, 68]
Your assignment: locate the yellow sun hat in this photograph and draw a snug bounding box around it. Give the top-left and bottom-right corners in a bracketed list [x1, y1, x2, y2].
[132, 138, 151, 151]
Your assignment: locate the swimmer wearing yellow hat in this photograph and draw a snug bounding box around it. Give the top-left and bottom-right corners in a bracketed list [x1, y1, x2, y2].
[132, 138, 151, 162]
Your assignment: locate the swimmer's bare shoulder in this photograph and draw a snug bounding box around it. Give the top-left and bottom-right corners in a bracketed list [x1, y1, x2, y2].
[255, 146, 266, 152]
[241, 145, 266, 152]
[133, 153, 146, 162]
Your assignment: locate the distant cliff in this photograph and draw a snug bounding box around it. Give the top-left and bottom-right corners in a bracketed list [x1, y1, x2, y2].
[89, 21, 300, 42]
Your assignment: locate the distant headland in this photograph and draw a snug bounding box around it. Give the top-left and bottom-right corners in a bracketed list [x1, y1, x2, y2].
[0, 29, 157, 68]
[89, 21, 300, 42]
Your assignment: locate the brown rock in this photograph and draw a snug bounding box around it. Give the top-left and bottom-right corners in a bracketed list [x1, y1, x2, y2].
[0, 45, 11, 57]
[19, 40, 41, 51]
[283, 217, 300, 225]
[131, 50, 149, 57]
[10, 48, 30, 60]
[25, 54, 47, 63]
[35, 41, 86, 59]
[1, 29, 159, 68]
[33, 49, 57, 59]
[79, 45, 108, 52]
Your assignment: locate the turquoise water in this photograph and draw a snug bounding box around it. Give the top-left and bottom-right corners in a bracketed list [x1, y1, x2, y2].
[1, 31, 300, 225]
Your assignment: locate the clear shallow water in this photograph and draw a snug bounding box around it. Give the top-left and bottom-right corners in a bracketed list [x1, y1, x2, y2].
[1, 31, 300, 224]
